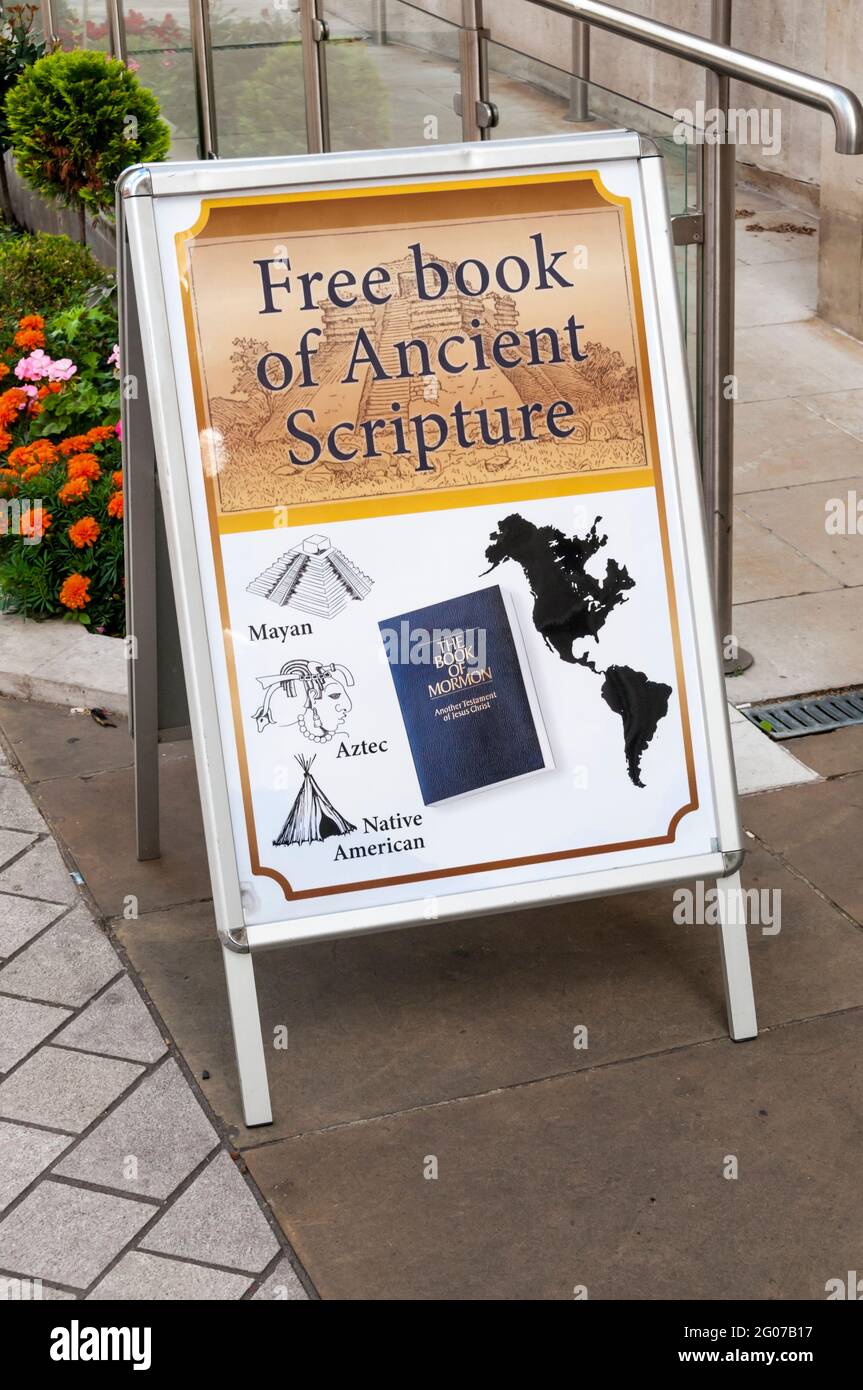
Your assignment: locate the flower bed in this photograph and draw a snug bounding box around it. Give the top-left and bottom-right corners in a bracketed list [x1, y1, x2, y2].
[0, 302, 124, 635]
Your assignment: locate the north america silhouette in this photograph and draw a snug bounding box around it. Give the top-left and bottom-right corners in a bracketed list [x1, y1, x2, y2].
[483, 513, 672, 787]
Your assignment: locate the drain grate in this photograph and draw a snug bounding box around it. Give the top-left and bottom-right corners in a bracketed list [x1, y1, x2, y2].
[743, 690, 863, 740]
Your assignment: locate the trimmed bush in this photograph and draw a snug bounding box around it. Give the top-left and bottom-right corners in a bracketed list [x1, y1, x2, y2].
[5, 49, 170, 228]
[0, 232, 112, 331]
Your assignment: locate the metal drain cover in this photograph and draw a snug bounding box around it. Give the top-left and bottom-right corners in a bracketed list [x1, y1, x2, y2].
[743, 690, 863, 740]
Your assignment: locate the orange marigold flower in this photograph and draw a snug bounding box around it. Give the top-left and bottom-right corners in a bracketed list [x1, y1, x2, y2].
[106, 490, 124, 520]
[66, 453, 101, 482]
[0, 431, 11, 451]
[58, 477, 90, 504]
[21, 464, 42, 483]
[14, 327, 45, 350]
[59, 574, 91, 610]
[0, 387, 29, 422]
[19, 509, 51, 539]
[17, 315, 45, 330]
[6, 445, 33, 471]
[58, 434, 95, 457]
[68, 516, 101, 549]
[24, 439, 58, 467]
[0, 362, 9, 379]
[111, 470, 123, 489]
[86, 426, 115, 443]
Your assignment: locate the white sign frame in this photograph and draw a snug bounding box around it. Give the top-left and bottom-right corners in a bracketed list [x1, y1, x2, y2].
[120, 131, 756, 1126]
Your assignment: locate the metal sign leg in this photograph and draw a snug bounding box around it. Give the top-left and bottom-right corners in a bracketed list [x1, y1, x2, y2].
[715, 871, 757, 1041]
[221, 945, 273, 1126]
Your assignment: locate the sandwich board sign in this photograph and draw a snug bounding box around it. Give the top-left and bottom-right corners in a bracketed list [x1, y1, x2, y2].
[120, 131, 756, 1126]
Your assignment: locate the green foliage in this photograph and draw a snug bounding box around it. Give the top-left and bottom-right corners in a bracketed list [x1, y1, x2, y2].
[0, 231, 112, 332]
[4, 48, 170, 217]
[34, 303, 119, 437]
[0, 4, 48, 155]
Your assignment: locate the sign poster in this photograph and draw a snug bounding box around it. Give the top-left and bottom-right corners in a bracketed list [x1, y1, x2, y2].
[164, 161, 722, 928]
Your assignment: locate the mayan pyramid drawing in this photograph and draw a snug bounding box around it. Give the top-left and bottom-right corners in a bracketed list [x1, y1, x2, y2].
[247, 534, 373, 619]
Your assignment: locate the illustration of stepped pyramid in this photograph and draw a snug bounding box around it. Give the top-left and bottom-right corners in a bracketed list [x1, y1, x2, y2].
[247, 534, 373, 619]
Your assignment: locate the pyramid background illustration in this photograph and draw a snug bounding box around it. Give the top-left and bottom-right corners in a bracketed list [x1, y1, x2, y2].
[248, 534, 373, 618]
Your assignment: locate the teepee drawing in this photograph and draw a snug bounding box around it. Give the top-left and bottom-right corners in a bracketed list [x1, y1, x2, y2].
[273, 755, 356, 848]
[248, 534, 373, 619]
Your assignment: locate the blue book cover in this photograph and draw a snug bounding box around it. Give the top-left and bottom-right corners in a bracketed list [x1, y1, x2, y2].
[380, 585, 553, 805]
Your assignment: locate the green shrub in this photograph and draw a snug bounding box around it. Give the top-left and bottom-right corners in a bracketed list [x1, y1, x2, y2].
[4, 49, 170, 227]
[0, 232, 112, 333]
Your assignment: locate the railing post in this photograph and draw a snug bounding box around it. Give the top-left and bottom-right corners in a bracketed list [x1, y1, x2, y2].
[189, 0, 218, 159]
[458, 0, 494, 142]
[39, 0, 56, 44]
[106, 0, 127, 62]
[702, 0, 750, 672]
[299, 0, 329, 153]
[566, 18, 592, 122]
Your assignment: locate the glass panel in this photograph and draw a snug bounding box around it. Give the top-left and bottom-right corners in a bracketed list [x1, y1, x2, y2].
[125, 8, 198, 161]
[323, 0, 462, 151]
[486, 40, 700, 408]
[209, 2, 306, 159]
[53, 0, 111, 50]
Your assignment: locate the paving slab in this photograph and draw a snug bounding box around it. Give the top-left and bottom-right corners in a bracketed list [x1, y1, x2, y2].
[53, 976, 167, 1064]
[739, 476, 863, 587]
[87, 1250, 250, 1301]
[0, 828, 37, 872]
[0, 837, 78, 904]
[0, 1180, 155, 1289]
[726, 586, 863, 704]
[735, 208, 819, 266]
[0, 780, 46, 833]
[743, 772, 863, 924]
[54, 1058, 219, 1198]
[31, 757, 210, 919]
[732, 508, 835, 604]
[797, 387, 863, 442]
[118, 844, 863, 1147]
[735, 257, 817, 327]
[0, 995, 71, 1073]
[0, 1121, 73, 1212]
[735, 319, 863, 404]
[790, 723, 863, 777]
[0, 697, 133, 782]
[0, 892, 67, 958]
[245, 1009, 863, 1300]
[735, 396, 863, 494]
[140, 1149, 279, 1273]
[0, 905, 122, 1007]
[0, 1046, 142, 1132]
[253, 1256, 310, 1300]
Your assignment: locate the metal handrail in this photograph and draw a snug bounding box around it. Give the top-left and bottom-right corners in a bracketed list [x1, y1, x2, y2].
[531, 0, 863, 154]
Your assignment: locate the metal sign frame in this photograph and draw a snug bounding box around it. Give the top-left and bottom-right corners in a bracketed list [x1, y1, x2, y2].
[119, 131, 756, 1126]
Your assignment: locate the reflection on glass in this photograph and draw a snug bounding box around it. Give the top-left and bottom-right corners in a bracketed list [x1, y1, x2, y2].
[124, 7, 197, 161]
[324, 0, 461, 151]
[53, 0, 111, 51]
[209, 4, 306, 159]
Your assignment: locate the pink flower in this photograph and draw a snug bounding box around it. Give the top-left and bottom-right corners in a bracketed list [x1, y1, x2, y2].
[115, 419, 123, 441]
[14, 350, 77, 383]
[15, 349, 52, 382]
[107, 343, 120, 369]
[47, 358, 77, 382]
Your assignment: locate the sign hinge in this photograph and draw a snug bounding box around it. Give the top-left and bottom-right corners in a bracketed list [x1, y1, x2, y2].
[312, 16, 329, 42]
[672, 213, 704, 246]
